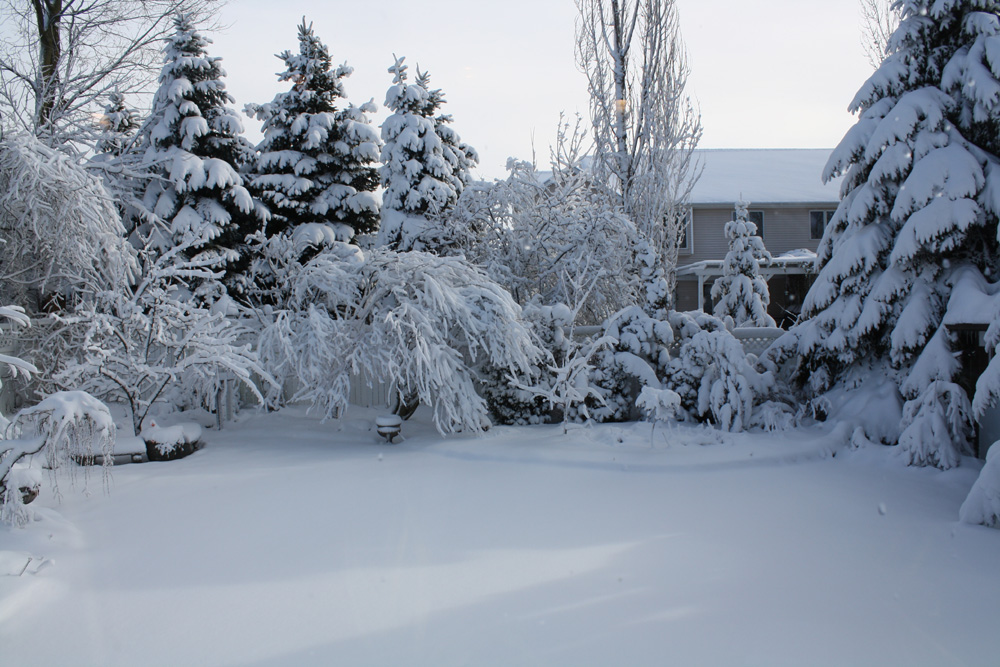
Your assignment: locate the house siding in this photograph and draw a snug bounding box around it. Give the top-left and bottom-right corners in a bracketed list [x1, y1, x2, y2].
[682, 204, 829, 267]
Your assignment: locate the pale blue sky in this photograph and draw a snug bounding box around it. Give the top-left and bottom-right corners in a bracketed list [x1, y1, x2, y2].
[213, 0, 875, 179]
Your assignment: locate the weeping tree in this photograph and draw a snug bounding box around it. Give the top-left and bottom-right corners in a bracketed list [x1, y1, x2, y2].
[0, 132, 138, 312]
[575, 0, 702, 305]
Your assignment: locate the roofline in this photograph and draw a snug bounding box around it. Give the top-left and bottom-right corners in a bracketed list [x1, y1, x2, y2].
[693, 147, 833, 153]
[689, 201, 839, 208]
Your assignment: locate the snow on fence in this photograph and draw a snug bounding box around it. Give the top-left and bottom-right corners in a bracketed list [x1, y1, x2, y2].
[569, 324, 784, 358]
[730, 327, 785, 358]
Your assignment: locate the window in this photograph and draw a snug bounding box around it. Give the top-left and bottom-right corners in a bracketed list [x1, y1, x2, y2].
[810, 210, 836, 240]
[678, 209, 693, 253]
[733, 210, 765, 237]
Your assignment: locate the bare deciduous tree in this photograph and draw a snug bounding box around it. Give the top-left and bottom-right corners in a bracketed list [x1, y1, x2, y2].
[575, 0, 701, 305]
[0, 0, 223, 142]
[860, 0, 899, 69]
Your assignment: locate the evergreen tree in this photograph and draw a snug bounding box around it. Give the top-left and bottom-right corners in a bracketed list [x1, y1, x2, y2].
[95, 91, 140, 157]
[139, 14, 264, 300]
[711, 200, 775, 327]
[246, 19, 380, 243]
[415, 68, 479, 209]
[91, 90, 145, 237]
[792, 0, 1000, 468]
[378, 56, 478, 252]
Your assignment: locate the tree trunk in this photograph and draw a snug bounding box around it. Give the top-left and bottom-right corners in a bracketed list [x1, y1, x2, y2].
[32, 0, 62, 130]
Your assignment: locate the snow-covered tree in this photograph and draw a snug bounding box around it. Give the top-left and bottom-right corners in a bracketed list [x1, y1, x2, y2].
[1, 391, 115, 526]
[246, 19, 380, 247]
[481, 304, 574, 426]
[588, 305, 675, 422]
[793, 0, 1000, 468]
[0, 307, 114, 527]
[0, 133, 138, 312]
[378, 56, 477, 252]
[667, 318, 774, 432]
[139, 14, 264, 301]
[89, 91, 148, 234]
[452, 117, 641, 324]
[416, 68, 479, 211]
[95, 91, 140, 157]
[576, 0, 702, 300]
[711, 200, 775, 327]
[51, 238, 269, 436]
[0, 306, 39, 402]
[257, 241, 540, 435]
[960, 439, 1000, 526]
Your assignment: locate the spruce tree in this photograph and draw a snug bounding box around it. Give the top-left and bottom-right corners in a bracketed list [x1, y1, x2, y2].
[712, 200, 775, 327]
[95, 91, 140, 157]
[415, 68, 479, 209]
[246, 19, 380, 243]
[378, 56, 478, 252]
[140, 14, 264, 300]
[793, 0, 1000, 468]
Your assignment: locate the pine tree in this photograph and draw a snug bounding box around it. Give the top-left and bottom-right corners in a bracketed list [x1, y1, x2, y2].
[139, 14, 264, 301]
[246, 19, 380, 244]
[95, 91, 140, 157]
[91, 90, 144, 237]
[793, 0, 1000, 468]
[415, 68, 479, 209]
[378, 56, 478, 252]
[712, 199, 775, 327]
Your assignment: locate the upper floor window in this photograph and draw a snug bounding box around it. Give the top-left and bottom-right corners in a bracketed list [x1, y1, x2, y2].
[733, 210, 764, 237]
[810, 210, 836, 240]
[678, 209, 693, 253]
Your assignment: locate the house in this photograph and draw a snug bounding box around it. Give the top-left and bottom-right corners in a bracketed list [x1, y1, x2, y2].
[674, 148, 842, 328]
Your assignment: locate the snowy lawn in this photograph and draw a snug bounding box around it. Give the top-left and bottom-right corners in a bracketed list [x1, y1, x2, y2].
[1, 406, 998, 666]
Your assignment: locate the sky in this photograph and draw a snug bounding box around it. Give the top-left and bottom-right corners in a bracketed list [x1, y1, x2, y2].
[212, 0, 877, 180]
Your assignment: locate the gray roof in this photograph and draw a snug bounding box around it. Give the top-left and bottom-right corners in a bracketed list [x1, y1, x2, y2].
[689, 149, 841, 205]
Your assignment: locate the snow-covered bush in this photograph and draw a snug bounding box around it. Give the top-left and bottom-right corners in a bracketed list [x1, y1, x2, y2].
[51, 240, 268, 436]
[898, 381, 973, 469]
[246, 19, 380, 243]
[481, 304, 573, 426]
[960, 442, 1000, 527]
[1, 391, 115, 527]
[712, 199, 775, 327]
[666, 311, 773, 432]
[588, 306, 674, 422]
[792, 0, 1000, 465]
[661, 310, 725, 413]
[636, 386, 681, 423]
[0, 306, 38, 387]
[257, 242, 540, 434]
[0, 133, 138, 311]
[748, 400, 797, 432]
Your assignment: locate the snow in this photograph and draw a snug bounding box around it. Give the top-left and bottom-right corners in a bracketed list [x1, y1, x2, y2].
[140, 422, 203, 447]
[2, 406, 996, 665]
[689, 149, 841, 205]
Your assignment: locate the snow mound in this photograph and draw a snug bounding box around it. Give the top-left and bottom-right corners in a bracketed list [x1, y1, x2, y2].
[141, 422, 203, 447]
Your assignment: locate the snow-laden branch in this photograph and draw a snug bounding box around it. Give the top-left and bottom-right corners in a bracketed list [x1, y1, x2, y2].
[258, 242, 541, 434]
[0, 132, 138, 310]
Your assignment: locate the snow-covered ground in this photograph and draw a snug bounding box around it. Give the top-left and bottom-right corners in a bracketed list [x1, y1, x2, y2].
[1, 406, 997, 666]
